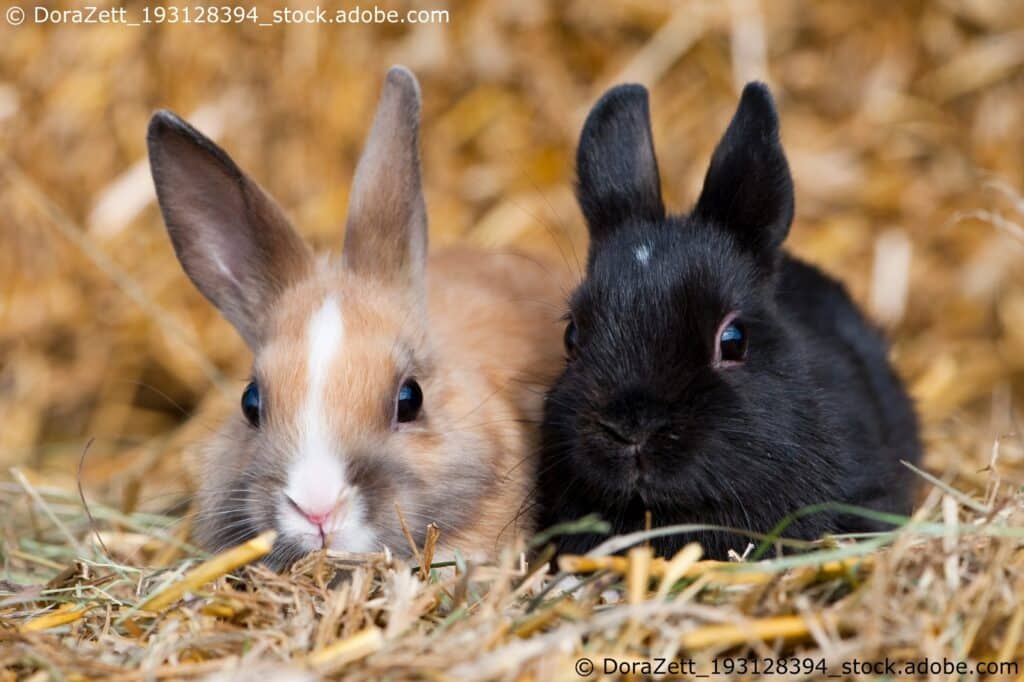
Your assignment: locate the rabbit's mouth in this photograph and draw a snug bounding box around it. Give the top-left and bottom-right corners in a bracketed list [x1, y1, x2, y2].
[276, 487, 378, 557]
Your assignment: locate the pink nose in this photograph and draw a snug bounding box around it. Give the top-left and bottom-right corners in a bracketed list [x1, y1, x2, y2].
[285, 495, 335, 530]
[301, 509, 331, 527]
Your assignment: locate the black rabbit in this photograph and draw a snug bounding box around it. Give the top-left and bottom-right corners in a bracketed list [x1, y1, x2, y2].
[538, 82, 921, 559]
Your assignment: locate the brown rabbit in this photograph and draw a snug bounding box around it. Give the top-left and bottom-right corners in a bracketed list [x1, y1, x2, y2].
[147, 67, 572, 569]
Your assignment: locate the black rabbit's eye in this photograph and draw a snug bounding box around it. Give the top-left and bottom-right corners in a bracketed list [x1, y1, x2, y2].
[718, 320, 747, 365]
[396, 379, 423, 423]
[241, 381, 261, 427]
[563, 321, 578, 354]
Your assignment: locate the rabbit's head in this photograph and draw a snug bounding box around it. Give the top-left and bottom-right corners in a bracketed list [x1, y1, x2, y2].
[150, 68, 508, 568]
[542, 83, 844, 550]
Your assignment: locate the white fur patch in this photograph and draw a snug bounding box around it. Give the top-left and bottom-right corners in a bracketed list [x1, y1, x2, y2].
[634, 244, 651, 265]
[280, 296, 376, 552]
[300, 296, 344, 453]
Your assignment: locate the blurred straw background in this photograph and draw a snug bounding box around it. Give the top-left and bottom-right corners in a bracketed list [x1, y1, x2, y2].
[2, 0, 1024, 504]
[1, 0, 1024, 678]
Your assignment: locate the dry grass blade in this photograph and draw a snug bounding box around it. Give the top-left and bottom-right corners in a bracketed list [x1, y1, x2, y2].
[307, 626, 385, 673]
[679, 612, 842, 650]
[19, 601, 99, 633]
[136, 530, 276, 613]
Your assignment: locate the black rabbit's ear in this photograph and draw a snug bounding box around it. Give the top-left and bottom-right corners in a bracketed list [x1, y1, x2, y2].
[694, 82, 794, 268]
[576, 84, 665, 240]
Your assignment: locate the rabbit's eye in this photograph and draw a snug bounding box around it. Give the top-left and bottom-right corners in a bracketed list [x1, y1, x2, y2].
[241, 381, 261, 427]
[563, 321, 578, 355]
[715, 316, 747, 367]
[396, 379, 423, 423]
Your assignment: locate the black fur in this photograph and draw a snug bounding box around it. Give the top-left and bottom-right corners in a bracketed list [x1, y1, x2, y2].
[538, 82, 921, 559]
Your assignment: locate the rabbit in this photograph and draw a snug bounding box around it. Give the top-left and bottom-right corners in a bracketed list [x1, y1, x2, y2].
[147, 66, 572, 570]
[537, 82, 922, 560]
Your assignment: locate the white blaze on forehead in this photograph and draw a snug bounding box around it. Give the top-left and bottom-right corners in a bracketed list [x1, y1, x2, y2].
[634, 243, 651, 265]
[284, 296, 347, 514]
[304, 296, 344, 419]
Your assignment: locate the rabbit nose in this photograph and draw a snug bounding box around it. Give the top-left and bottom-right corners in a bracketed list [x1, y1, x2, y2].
[598, 419, 640, 445]
[301, 508, 331, 527]
[599, 390, 669, 446]
[286, 495, 337, 532]
[597, 417, 664, 447]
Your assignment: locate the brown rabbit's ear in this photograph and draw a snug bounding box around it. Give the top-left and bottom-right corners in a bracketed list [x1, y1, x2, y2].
[147, 111, 313, 349]
[343, 66, 427, 291]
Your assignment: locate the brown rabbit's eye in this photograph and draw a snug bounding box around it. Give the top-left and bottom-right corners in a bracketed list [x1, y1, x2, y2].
[241, 381, 261, 428]
[716, 316, 747, 367]
[563, 321, 578, 355]
[396, 379, 423, 423]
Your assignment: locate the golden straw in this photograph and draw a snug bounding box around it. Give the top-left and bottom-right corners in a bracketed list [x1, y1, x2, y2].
[138, 530, 276, 612]
[20, 602, 99, 633]
[655, 543, 704, 599]
[308, 625, 385, 672]
[680, 612, 839, 650]
[559, 553, 873, 588]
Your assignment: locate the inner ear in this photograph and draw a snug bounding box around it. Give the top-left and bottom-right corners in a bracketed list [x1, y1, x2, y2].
[148, 111, 313, 349]
[693, 82, 794, 269]
[576, 84, 665, 243]
[343, 66, 427, 292]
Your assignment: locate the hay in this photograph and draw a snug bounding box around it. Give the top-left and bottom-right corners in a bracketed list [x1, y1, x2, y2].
[2, 0, 1024, 678]
[1, 483, 1022, 678]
